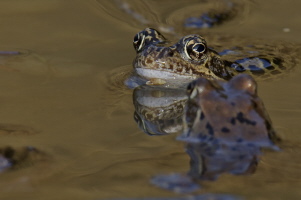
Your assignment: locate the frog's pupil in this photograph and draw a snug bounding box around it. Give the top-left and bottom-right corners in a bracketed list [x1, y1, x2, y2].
[193, 44, 205, 53]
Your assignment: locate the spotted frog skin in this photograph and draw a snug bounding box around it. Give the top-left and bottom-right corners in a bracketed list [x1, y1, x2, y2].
[179, 74, 279, 146]
[133, 28, 286, 85]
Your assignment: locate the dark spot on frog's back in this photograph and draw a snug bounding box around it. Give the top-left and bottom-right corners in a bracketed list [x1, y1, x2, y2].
[206, 123, 214, 135]
[198, 134, 208, 141]
[236, 138, 244, 143]
[236, 112, 257, 126]
[219, 93, 228, 99]
[230, 117, 236, 125]
[236, 112, 245, 123]
[221, 127, 230, 133]
[167, 50, 174, 57]
[251, 100, 257, 109]
[200, 112, 205, 120]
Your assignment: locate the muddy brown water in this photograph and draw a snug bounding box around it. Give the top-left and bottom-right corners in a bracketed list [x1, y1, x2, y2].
[0, 0, 301, 200]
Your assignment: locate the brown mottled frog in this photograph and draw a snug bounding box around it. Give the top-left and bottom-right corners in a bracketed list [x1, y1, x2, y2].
[133, 28, 288, 86]
[150, 74, 279, 192]
[179, 74, 279, 147]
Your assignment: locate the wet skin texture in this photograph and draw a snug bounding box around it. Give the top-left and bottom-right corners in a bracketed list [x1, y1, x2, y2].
[133, 28, 286, 84]
[181, 74, 279, 146]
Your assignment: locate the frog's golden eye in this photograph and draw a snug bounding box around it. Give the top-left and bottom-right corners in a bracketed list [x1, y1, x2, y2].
[133, 31, 145, 52]
[185, 41, 207, 61]
[180, 35, 208, 63]
[192, 43, 206, 56]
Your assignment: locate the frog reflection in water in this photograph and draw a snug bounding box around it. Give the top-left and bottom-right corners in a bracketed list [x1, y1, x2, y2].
[150, 74, 279, 192]
[133, 28, 287, 86]
[133, 86, 187, 135]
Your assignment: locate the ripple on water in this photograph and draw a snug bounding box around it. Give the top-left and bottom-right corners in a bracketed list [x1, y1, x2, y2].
[0, 49, 50, 75]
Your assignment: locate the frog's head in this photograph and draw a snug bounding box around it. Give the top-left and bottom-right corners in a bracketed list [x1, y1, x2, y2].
[132, 28, 223, 84]
[133, 28, 167, 52]
[175, 34, 210, 65]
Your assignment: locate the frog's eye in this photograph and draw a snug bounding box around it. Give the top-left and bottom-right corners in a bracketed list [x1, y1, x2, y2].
[181, 35, 208, 62]
[133, 28, 166, 52]
[185, 41, 207, 61]
[133, 31, 145, 52]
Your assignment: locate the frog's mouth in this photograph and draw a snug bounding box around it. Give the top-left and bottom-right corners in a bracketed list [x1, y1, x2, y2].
[133, 51, 199, 80]
[135, 67, 197, 80]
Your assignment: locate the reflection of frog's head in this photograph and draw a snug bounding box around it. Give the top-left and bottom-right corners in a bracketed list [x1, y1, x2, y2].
[186, 142, 259, 181]
[133, 85, 187, 135]
[180, 74, 279, 147]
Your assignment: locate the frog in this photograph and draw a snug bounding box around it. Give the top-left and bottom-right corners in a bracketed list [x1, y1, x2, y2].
[177, 74, 280, 182]
[150, 74, 279, 192]
[178, 73, 279, 146]
[132, 28, 289, 87]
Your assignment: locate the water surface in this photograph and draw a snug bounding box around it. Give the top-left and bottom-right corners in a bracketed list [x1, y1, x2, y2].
[0, 0, 301, 200]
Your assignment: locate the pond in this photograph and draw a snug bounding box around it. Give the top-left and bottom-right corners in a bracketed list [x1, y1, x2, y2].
[0, 0, 301, 200]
